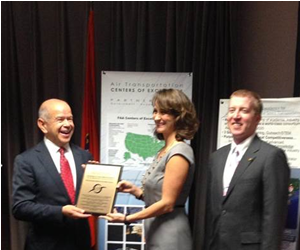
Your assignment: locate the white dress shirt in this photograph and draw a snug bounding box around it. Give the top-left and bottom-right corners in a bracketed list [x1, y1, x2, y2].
[44, 137, 77, 188]
[223, 133, 256, 196]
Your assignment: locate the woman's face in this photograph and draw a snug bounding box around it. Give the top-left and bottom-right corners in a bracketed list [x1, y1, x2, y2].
[152, 103, 176, 137]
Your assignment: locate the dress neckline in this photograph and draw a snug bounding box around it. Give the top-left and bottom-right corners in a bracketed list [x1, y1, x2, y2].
[156, 141, 185, 162]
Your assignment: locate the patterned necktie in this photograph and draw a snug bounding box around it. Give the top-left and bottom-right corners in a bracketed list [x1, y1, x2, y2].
[223, 148, 240, 196]
[59, 147, 75, 204]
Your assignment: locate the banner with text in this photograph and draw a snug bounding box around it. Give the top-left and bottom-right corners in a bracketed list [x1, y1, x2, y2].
[99, 71, 193, 250]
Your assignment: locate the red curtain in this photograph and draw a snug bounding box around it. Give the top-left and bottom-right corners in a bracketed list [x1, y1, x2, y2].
[81, 10, 99, 248]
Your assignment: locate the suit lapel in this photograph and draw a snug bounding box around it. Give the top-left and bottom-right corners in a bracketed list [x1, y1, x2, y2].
[223, 136, 261, 202]
[35, 142, 70, 200]
[71, 145, 84, 200]
[217, 146, 231, 198]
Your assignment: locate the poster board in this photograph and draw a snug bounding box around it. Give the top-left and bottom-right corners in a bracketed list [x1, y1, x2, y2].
[217, 98, 300, 168]
[99, 71, 193, 250]
[282, 168, 300, 250]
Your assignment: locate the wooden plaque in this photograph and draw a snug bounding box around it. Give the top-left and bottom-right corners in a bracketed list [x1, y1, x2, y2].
[77, 163, 123, 215]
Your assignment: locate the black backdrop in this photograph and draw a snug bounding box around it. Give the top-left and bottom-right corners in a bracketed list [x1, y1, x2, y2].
[4, 2, 297, 250]
[295, 3, 300, 97]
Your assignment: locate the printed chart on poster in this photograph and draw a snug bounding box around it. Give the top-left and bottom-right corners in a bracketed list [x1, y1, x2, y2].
[101, 71, 192, 205]
[283, 169, 300, 250]
[99, 71, 193, 250]
[217, 97, 300, 250]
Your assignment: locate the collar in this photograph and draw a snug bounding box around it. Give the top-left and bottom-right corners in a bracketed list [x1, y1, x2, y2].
[230, 133, 256, 154]
[44, 137, 70, 153]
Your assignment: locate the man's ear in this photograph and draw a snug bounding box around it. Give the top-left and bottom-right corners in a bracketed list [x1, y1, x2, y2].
[256, 114, 262, 124]
[37, 118, 48, 134]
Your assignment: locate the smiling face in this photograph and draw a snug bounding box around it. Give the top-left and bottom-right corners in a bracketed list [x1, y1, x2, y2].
[153, 103, 176, 138]
[227, 95, 261, 144]
[37, 99, 74, 147]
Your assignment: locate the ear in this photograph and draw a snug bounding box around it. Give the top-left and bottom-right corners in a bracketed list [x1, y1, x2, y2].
[37, 118, 48, 134]
[256, 114, 262, 124]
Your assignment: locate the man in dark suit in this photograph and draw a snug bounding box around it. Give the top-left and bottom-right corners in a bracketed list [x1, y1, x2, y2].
[205, 89, 290, 250]
[12, 99, 92, 250]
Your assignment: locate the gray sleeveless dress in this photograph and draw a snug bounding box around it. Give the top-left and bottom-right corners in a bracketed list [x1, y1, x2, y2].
[142, 142, 194, 250]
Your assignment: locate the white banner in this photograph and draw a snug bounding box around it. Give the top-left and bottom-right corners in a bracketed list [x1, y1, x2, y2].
[217, 98, 300, 168]
[99, 71, 193, 250]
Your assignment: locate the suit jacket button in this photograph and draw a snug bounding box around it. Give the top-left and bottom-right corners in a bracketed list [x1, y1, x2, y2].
[222, 210, 226, 215]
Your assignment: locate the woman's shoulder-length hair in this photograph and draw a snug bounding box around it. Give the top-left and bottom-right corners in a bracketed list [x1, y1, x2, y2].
[152, 89, 199, 141]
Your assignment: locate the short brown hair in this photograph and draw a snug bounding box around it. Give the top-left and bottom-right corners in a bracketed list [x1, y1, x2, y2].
[230, 89, 263, 115]
[152, 89, 199, 140]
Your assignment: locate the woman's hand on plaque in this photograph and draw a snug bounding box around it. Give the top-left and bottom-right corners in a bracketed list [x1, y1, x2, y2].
[117, 180, 134, 193]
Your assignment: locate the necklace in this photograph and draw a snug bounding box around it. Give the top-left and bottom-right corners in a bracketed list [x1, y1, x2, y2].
[141, 139, 178, 192]
[157, 139, 177, 160]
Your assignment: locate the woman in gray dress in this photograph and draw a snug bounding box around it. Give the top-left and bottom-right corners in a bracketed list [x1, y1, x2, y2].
[101, 89, 199, 250]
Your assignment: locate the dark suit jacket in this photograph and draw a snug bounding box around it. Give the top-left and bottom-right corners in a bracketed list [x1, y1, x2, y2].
[205, 135, 290, 250]
[12, 141, 92, 250]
